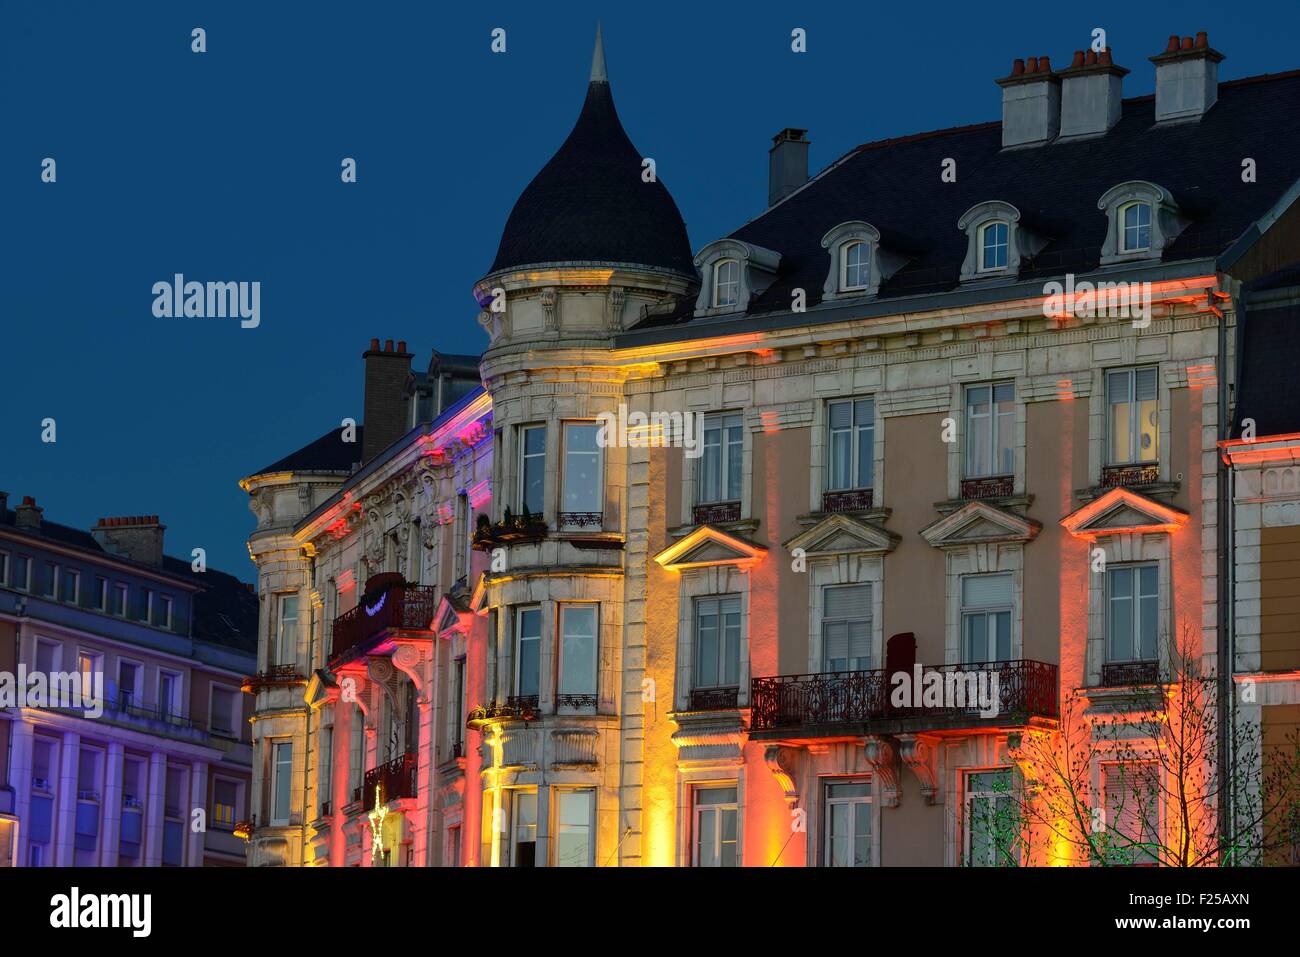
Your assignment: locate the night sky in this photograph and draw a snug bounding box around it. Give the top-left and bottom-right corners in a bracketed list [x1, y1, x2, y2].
[3, 0, 1296, 575]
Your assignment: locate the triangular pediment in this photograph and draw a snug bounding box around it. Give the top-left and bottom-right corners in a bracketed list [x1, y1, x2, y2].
[654, 525, 767, 571]
[304, 668, 338, 711]
[435, 593, 472, 638]
[920, 501, 1041, 549]
[1061, 487, 1188, 540]
[784, 513, 898, 557]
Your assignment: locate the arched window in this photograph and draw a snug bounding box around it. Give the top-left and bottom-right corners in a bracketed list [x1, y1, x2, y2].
[841, 241, 871, 290]
[1120, 201, 1152, 252]
[979, 222, 1009, 271]
[713, 259, 739, 307]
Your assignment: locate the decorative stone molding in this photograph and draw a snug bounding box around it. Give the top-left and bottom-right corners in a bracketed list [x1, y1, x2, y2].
[692, 238, 781, 318]
[540, 286, 558, 331]
[391, 644, 428, 700]
[551, 728, 600, 769]
[605, 286, 626, 331]
[784, 512, 898, 558]
[764, 745, 801, 808]
[1060, 486, 1189, 541]
[897, 733, 941, 804]
[653, 525, 767, 571]
[862, 736, 900, 807]
[920, 500, 1041, 549]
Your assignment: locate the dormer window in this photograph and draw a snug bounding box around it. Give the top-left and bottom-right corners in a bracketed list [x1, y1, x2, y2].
[979, 222, 1009, 271]
[841, 241, 871, 290]
[1120, 201, 1151, 253]
[957, 201, 1045, 282]
[714, 259, 740, 307]
[1098, 181, 1186, 265]
[821, 222, 907, 302]
[693, 240, 781, 318]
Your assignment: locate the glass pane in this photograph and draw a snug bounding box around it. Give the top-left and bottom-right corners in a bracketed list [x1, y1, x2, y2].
[829, 803, 849, 867]
[698, 808, 717, 865]
[555, 792, 592, 867]
[856, 423, 873, 489]
[995, 611, 1011, 662]
[701, 431, 721, 503]
[964, 614, 988, 663]
[824, 584, 870, 618]
[829, 430, 851, 490]
[823, 621, 847, 672]
[726, 424, 742, 500]
[720, 808, 738, 867]
[517, 609, 541, 695]
[723, 609, 741, 686]
[827, 782, 871, 799]
[696, 786, 737, 805]
[1109, 568, 1134, 661]
[829, 401, 851, 429]
[1137, 398, 1158, 461]
[853, 803, 872, 866]
[562, 425, 602, 512]
[560, 605, 597, 694]
[696, 607, 719, 687]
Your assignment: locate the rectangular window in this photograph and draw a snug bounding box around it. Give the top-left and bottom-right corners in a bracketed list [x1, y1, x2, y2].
[94, 577, 108, 611]
[60, 569, 80, 604]
[77, 651, 102, 704]
[154, 594, 173, 629]
[12, 555, 31, 591]
[213, 779, 238, 830]
[118, 660, 140, 709]
[827, 399, 875, 491]
[111, 583, 128, 617]
[452, 656, 466, 751]
[271, 741, 293, 826]
[158, 670, 181, 720]
[961, 574, 1013, 663]
[693, 785, 739, 867]
[824, 780, 872, 867]
[1107, 564, 1159, 663]
[964, 769, 1018, 867]
[965, 382, 1015, 478]
[1107, 367, 1158, 466]
[276, 594, 299, 665]
[34, 638, 59, 676]
[1122, 203, 1152, 252]
[41, 562, 57, 598]
[0, 551, 7, 586]
[1103, 763, 1159, 864]
[210, 685, 237, 736]
[141, 588, 153, 622]
[694, 596, 741, 691]
[553, 789, 594, 867]
[558, 603, 598, 697]
[454, 492, 469, 580]
[562, 422, 603, 519]
[318, 726, 333, 817]
[699, 413, 743, 504]
[511, 789, 537, 867]
[514, 606, 541, 697]
[981, 221, 1009, 270]
[822, 584, 871, 673]
[519, 425, 546, 516]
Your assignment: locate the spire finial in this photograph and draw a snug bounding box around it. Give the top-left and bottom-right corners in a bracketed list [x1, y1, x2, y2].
[590, 23, 607, 83]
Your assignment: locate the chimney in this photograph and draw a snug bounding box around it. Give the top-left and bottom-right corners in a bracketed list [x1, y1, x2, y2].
[1150, 32, 1224, 122]
[362, 337, 414, 463]
[768, 128, 809, 205]
[92, 515, 166, 565]
[14, 496, 43, 531]
[0, 491, 8, 523]
[996, 56, 1061, 148]
[1058, 48, 1128, 138]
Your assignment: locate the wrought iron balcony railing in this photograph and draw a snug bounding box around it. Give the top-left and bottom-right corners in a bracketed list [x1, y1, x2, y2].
[1101, 464, 1159, 489]
[1100, 660, 1160, 687]
[822, 488, 874, 514]
[331, 583, 439, 664]
[960, 475, 1014, 500]
[692, 501, 741, 526]
[363, 753, 417, 811]
[688, 686, 740, 711]
[241, 664, 305, 695]
[750, 659, 1058, 734]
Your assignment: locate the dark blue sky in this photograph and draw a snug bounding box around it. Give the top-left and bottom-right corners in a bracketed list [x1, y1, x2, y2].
[3, 0, 1297, 576]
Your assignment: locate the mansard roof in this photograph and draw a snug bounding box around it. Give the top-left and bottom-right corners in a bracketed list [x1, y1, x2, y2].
[625, 69, 1300, 337]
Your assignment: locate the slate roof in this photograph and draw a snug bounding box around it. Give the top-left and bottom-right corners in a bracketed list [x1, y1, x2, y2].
[632, 69, 1300, 330]
[488, 76, 695, 279]
[1233, 264, 1300, 439]
[252, 424, 363, 476]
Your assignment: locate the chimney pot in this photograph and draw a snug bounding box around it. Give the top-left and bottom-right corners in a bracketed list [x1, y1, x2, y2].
[1195, 31, 1208, 49]
[22, 496, 35, 506]
[1011, 58, 1025, 76]
[1084, 49, 1097, 66]
[369, 337, 380, 351]
[1099, 49, 1112, 66]
[1150, 30, 1224, 122]
[1026, 56, 1038, 72]
[397, 340, 407, 353]
[1071, 50, 1085, 68]
[1039, 55, 1052, 72]
[1058, 47, 1127, 139]
[1166, 35, 1180, 53]
[1181, 36, 1193, 50]
[384, 339, 394, 352]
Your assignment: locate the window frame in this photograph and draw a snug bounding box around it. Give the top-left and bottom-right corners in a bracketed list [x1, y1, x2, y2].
[960, 573, 1014, 664]
[1105, 562, 1160, 664]
[60, 568, 80, 604]
[963, 381, 1016, 479]
[513, 605, 542, 698]
[978, 221, 1010, 272]
[552, 787, 596, 867]
[822, 778, 874, 867]
[826, 397, 875, 492]
[561, 421, 604, 520]
[962, 768, 1020, 867]
[517, 424, 547, 516]
[211, 775, 244, 831]
[692, 784, 740, 867]
[1105, 366, 1160, 467]
[821, 583, 872, 673]
[41, 561, 57, 598]
[839, 240, 870, 291]
[276, 593, 300, 666]
[209, 682, 240, 737]
[1119, 200, 1152, 253]
[692, 595, 742, 692]
[557, 602, 599, 699]
[697, 412, 744, 505]
[269, 740, 293, 827]
[713, 259, 740, 307]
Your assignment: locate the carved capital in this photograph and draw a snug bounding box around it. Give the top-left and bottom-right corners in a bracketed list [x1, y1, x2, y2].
[897, 733, 941, 805]
[763, 745, 801, 809]
[541, 286, 558, 331]
[862, 736, 900, 807]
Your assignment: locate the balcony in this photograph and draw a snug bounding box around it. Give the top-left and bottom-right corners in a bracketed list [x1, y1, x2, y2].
[822, 488, 873, 514]
[362, 753, 417, 811]
[960, 475, 1014, 500]
[692, 501, 741, 525]
[749, 659, 1058, 738]
[1100, 660, 1160, 686]
[473, 511, 548, 550]
[1101, 464, 1159, 489]
[241, 664, 305, 694]
[466, 697, 538, 729]
[688, 686, 740, 711]
[331, 579, 438, 664]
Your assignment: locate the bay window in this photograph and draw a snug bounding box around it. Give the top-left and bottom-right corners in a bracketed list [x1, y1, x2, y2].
[561, 422, 603, 524]
[514, 606, 541, 699]
[558, 603, 598, 700]
[518, 425, 546, 515]
[554, 789, 595, 867]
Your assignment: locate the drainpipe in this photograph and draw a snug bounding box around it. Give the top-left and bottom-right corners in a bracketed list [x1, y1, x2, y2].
[1216, 281, 1236, 857]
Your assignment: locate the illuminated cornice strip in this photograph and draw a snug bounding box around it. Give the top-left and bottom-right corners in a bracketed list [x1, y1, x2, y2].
[653, 525, 767, 571]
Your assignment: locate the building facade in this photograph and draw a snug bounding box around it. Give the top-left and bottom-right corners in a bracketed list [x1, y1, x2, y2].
[241, 30, 1300, 866]
[0, 495, 258, 867]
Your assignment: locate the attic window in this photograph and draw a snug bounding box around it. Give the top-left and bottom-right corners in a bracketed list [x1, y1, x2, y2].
[692, 239, 781, 318]
[1098, 181, 1186, 265]
[957, 201, 1044, 281]
[714, 260, 740, 307]
[821, 221, 907, 302]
